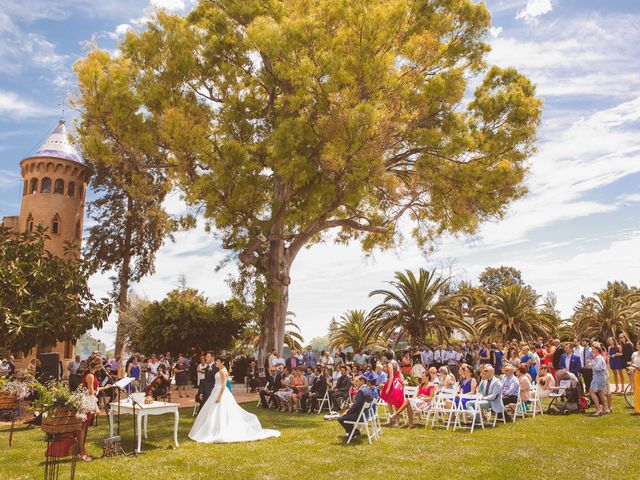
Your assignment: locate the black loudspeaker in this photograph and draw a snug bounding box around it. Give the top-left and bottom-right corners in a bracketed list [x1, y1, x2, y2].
[39, 352, 61, 382]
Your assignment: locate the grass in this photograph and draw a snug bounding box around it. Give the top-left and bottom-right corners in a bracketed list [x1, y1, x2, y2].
[0, 396, 638, 480]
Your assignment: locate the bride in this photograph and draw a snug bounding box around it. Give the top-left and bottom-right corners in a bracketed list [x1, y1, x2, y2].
[189, 357, 280, 443]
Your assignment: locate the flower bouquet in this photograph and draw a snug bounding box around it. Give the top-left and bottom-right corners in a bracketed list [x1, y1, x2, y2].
[0, 369, 38, 408]
[34, 381, 98, 434]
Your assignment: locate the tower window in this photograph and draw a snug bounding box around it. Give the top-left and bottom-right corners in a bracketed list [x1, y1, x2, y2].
[67, 182, 75, 197]
[23, 180, 27, 196]
[41, 177, 52, 193]
[26, 214, 34, 233]
[30, 178, 38, 194]
[51, 214, 60, 235]
[78, 184, 84, 200]
[75, 220, 81, 241]
[54, 179, 64, 194]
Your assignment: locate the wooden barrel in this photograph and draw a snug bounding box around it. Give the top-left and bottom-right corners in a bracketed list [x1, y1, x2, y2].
[41, 407, 83, 435]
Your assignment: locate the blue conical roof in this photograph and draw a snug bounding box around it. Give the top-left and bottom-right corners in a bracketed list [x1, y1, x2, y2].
[26, 120, 83, 164]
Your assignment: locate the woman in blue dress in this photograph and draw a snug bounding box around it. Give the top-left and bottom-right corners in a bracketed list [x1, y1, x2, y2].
[127, 356, 141, 392]
[607, 337, 624, 393]
[589, 343, 609, 416]
[455, 364, 478, 408]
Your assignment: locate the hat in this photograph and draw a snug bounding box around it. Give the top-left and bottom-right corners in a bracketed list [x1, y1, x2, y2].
[363, 371, 377, 383]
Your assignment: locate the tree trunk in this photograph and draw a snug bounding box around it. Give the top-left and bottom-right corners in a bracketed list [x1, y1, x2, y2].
[256, 238, 290, 367]
[114, 197, 133, 379]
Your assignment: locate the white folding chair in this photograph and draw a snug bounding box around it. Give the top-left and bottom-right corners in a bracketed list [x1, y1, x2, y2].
[428, 388, 457, 430]
[400, 386, 418, 424]
[344, 402, 375, 445]
[375, 397, 390, 421]
[317, 390, 332, 413]
[548, 379, 570, 412]
[529, 384, 544, 417]
[490, 395, 507, 427]
[512, 386, 526, 422]
[453, 393, 484, 433]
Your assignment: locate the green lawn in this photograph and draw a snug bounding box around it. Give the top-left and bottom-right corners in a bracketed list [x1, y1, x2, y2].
[1, 397, 638, 480]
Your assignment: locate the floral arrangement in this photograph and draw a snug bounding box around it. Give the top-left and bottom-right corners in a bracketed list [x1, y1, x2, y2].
[0, 369, 38, 400]
[34, 381, 98, 420]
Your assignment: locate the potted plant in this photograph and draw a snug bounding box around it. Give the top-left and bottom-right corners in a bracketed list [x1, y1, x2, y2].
[0, 369, 38, 408]
[34, 382, 98, 435]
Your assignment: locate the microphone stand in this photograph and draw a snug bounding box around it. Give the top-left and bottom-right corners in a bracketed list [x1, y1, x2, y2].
[115, 386, 144, 458]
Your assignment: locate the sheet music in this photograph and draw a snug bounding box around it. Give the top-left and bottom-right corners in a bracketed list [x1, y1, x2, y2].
[114, 377, 135, 389]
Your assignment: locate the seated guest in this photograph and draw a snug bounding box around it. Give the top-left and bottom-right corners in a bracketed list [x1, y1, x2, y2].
[259, 367, 282, 409]
[516, 364, 532, 406]
[466, 365, 503, 422]
[501, 365, 519, 407]
[274, 367, 293, 411]
[301, 367, 327, 412]
[337, 375, 373, 440]
[288, 367, 308, 412]
[388, 371, 435, 427]
[246, 360, 260, 392]
[374, 363, 387, 387]
[437, 366, 455, 390]
[329, 365, 352, 410]
[536, 365, 555, 398]
[559, 343, 581, 377]
[145, 364, 170, 400]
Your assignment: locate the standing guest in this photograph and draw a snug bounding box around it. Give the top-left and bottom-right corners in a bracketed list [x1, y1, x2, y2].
[551, 339, 563, 372]
[620, 334, 635, 392]
[420, 346, 433, 370]
[303, 346, 317, 369]
[322, 351, 334, 369]
[108, 355, 120, 375]
[536, 365, 555, 399]
[328, 365, 352, 411]
[173, 354, 189, 398]
[353, 350, 367, 368]
[138, 355, 147, 390]
[380, 360, 405, 424]
[401, 351, 413, 376]
[541, 339, 556, 377]
[629, 340, 640, 415]
[506, 347, 520, 369]
[67, 355, 82, 392]
[559, 343, 581, 377]
[286, 351, 298, 371]
[388, 371, 435, 427]
[147, 355, 159, 384]
[126, 356, 141, 392]
[516, 364, 532, 408]
[196, 356, 207, 386]
[333, 349, 344, 367]
[579, 339, 594, 393]
[607, 337, 624, 393]
[520, 346, 537, 381]
[478, 342, 491, 366]
[267, 349, 278, 371]
[589, 343, 610, 416]
[246, 360, 260, 392]
[337, 375, 373, 440]
[78, 357, 108, 462]
[273, 352, 286, 371]
[301, 367, 327, 413]
[489, 343, 504, 375]
[445, 345, 458, 378]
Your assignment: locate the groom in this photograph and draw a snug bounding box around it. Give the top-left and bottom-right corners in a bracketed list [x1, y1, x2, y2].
[202, 353, 218, 402]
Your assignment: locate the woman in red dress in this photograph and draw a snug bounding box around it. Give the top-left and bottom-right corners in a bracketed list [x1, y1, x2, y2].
[77, 357, 102, 462]
[380, 360, 404, 424]
[541, 339, 556, 379]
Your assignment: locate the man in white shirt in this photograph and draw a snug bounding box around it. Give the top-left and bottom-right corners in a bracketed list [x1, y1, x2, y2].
[420, 347, 433, 368]
[67, 355, 82, 391]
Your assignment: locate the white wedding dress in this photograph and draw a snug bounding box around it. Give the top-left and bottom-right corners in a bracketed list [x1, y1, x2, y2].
[189, 371, 280, 443]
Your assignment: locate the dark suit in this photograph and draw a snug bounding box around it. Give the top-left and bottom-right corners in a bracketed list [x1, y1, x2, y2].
[338, 386, 373, 435]
[259, 373, 282, 408]
[285, 357, 299, 371]
[301, 375, 327, 412]
[246, 367, 260, 392]
[552, 347, 564, 371]
[559, 353, 581, 376]
[202, 363, 218, 402]
[329, 374, 352, 410]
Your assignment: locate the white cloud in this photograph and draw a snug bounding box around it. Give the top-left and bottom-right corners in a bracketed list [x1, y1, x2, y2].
[516, 0, 552, 22]
[0, 90, 55, 119]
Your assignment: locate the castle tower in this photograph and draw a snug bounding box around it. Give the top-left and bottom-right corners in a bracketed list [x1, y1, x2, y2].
[18, 120, 91, 258]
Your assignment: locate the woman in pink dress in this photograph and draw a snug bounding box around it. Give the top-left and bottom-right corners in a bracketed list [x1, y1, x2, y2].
[380, 360, 404, 424]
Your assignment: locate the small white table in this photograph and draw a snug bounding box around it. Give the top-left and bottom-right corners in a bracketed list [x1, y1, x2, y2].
[108, 400, 180, 452]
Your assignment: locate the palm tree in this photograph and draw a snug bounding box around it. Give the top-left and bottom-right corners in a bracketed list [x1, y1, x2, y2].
[367, 269, 473, 348]
[328, 310, 384, 352]
[236, 312, 304, 353]
[283, 314, 305, 351]
[572, 290, 640, 342]
[472, 284, 557, 342]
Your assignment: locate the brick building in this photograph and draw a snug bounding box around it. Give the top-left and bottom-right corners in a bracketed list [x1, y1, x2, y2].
[2, 120, 92, 368]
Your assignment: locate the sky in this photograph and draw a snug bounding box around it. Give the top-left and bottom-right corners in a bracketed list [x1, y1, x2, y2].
[1, 0, 639, 349]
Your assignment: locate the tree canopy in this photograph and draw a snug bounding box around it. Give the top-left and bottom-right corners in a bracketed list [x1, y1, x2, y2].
[135, 287, 245, 355]
[77, 0, 542, 359]
[0, 226, 111, 355]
